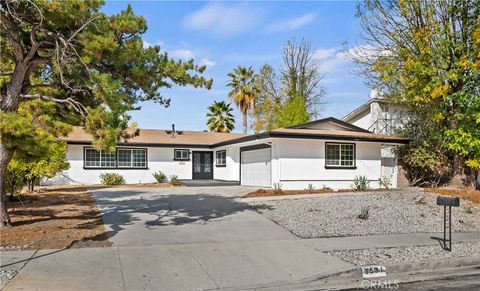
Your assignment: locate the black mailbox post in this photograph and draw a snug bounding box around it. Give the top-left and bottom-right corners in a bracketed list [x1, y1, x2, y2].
[436, 196, 460, 251]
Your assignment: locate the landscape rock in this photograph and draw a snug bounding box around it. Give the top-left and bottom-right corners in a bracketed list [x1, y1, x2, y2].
[248, 189, 480, 238]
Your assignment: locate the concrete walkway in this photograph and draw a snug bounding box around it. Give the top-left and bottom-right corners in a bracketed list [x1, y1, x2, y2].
[180, 180, 240, 187]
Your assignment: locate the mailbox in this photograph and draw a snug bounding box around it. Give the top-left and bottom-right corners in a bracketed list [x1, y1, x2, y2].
[436, 196, 460, 251]
[436, 196, 460, 207]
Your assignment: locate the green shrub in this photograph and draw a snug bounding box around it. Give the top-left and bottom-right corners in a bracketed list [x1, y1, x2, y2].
[357, 206, 370, 220]
[415, 196, 427, 205]
[3, 160, 27, 197]
[305, 184, 315, 193]
[169, 175, 182, 186]
[152, 171, 167, 183]
[379, 176, 392, 189]
[353, 175, 370, 191]
[465, 206, 473, 214]
[100, 173, 125, 185]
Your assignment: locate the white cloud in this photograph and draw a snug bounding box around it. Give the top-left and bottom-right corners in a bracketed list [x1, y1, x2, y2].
[311, 45, 389, 74]
[311, 46, 379, 73]
[267, 13, 316, 32]
[313, 48, 337, 60]
[183, 3, 261, 37]
[142, 40, 164, 49]
[143, 40, 153, 49]
[336, 44, 390, 62]
[320, 56, 346, 73]
[170, 49, 195, 60]
[200, 58, 215, 68]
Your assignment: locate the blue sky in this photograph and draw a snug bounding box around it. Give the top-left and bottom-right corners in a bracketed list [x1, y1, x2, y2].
[102, 1, 371, 133]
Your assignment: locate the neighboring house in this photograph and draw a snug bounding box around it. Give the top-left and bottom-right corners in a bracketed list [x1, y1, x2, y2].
[343, 89, 409, 187]
[342, 89, 407, 135]
[45, 117, 408, 189]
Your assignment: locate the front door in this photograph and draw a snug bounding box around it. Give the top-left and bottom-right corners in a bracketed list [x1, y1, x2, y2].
[192, 151, 213, 179]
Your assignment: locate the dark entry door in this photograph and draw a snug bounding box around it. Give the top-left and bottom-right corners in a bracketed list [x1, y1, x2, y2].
[192, 151, 213, 179]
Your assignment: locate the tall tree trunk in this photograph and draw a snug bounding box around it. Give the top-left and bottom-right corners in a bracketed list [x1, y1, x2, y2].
[28, 178, 35, 192]
[450, 153, 466, 187]
[243, 113, 247, 134]
[0, 143, 13, 228]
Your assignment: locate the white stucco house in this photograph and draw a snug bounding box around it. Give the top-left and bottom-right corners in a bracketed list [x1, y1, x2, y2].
[343, 89, 409, 187]
[46, 117, 409, 190]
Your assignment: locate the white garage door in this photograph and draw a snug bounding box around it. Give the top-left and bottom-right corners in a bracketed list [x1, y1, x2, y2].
[241, 148, 271, 187]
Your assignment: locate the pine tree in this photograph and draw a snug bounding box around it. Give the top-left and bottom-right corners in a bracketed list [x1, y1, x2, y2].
[0, 1, 212, 227]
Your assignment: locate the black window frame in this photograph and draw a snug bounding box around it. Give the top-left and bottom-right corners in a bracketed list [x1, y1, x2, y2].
[215, 150, 227, 167]
[174, 149, 190, 161]
[324, 142, 356, 169]
[83, 147, 148, 170]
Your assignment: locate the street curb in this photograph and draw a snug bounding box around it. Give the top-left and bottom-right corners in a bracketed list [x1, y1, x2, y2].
[213, 255, 480, 290]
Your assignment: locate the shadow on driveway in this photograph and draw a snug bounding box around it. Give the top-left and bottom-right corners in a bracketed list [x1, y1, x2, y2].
[91, 189, 289, 245]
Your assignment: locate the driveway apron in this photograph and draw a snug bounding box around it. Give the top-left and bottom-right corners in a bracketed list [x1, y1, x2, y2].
[91, 186, 297, 246]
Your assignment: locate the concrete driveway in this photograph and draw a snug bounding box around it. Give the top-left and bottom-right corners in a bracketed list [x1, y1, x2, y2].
[3, 186, 355, 291]
[91, 186, 296, 246]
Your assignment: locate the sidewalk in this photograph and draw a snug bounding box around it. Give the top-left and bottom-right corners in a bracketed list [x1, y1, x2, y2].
[1, 232, 479, 291]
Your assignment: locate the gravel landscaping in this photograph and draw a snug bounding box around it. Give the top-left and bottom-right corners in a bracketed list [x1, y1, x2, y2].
[326, 242, 480, 265]
[248, 189, 480, 238]
[0, 270, 17, 290]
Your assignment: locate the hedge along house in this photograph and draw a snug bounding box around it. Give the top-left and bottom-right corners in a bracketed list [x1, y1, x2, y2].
[46, 117, 409, 189]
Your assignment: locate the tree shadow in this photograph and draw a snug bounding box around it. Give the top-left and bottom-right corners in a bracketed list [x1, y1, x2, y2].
[92, 189, 273, 240]
[4, 188, 273, 246]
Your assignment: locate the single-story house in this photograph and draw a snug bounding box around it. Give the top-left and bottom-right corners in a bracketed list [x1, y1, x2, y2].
[342, 89, 410, 187]
[46, 117, 409, 189]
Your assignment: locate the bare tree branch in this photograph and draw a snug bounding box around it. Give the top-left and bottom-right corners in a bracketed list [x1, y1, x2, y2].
[20, 94, 87, 116]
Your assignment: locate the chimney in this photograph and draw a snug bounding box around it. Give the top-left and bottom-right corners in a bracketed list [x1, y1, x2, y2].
[171, 124, 175, 137]
[370, 88, 384, 100]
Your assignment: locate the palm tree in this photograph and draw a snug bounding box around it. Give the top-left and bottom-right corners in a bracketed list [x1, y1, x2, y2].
[226, 66, 258, 134]
[206, 101, 235, 132]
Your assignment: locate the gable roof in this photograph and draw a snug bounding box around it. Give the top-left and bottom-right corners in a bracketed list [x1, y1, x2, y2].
[286, 117, 372, 133]
[212, 127, 409, 147]
[342, 98, 386, 122]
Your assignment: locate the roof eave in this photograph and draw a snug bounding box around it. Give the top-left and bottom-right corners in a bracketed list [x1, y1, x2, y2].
[342, 98, 388, 121]
[268, 131, 410, 144]
[66, 140, 213, 148]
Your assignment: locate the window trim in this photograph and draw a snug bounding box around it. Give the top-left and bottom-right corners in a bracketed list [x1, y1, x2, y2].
[117, 148, 147, 169]
[84, 147, 116, 169]
[83, 147, 148, 169]
[324, 142, 357, 169]
[215, 150, 227, 167]
[174, 149, 190, 161]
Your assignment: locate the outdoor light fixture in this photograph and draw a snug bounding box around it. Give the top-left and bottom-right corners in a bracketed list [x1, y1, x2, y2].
[436, 196, 460, 251]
